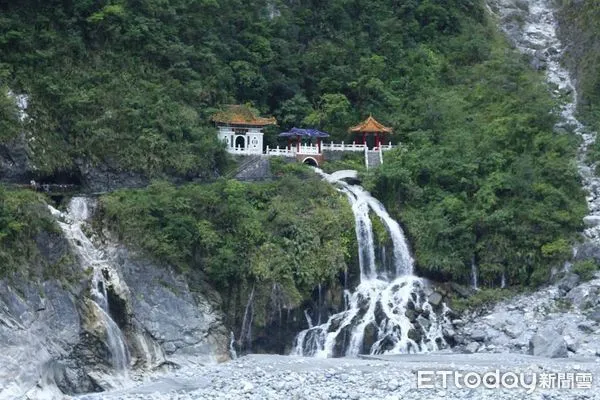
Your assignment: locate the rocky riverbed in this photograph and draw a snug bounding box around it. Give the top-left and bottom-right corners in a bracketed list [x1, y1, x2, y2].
[454, 271, 600, 359]
[74, 353, 599, 400]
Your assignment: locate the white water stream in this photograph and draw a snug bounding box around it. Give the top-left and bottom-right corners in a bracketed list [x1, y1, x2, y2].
[293, 170, 448, 357]
[48, 198, 131, 376]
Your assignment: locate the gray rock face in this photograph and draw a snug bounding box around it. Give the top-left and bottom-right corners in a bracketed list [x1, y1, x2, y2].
[233, 155, 272, 181]
[529, 329, 568, 358]
[112, 247, 228, 361]
[0, 133, 32, 183]
[0, 222, 228, 398]
[77, 159, 149, 192]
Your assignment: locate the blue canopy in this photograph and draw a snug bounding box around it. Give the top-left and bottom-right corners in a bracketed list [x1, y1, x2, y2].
[278, 127, 330, 138]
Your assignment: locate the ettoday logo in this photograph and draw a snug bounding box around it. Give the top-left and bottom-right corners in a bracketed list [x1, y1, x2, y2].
[416, 370, 594, 393]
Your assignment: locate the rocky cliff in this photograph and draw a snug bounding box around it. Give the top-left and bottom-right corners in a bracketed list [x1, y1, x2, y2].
[0, 199, 229, 399]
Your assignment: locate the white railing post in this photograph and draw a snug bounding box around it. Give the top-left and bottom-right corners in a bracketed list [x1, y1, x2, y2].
[364, 145, 369, 170]
[379, 147, 383, 165]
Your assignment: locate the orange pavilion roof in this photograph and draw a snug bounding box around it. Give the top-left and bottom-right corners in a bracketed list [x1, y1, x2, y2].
[211, 105, 276, 127]
[349, 115, 392, 134]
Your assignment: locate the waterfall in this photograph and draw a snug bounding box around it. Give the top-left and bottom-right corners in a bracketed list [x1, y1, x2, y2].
[48, 198, 131, 375]
[471, 257, 478, 290]
[292, 170, 449, 357]
[304, 309, 314, 329]
[229, 332, 238, 360]
[239, 285, 255, 352]
[490, 0, 599, 240]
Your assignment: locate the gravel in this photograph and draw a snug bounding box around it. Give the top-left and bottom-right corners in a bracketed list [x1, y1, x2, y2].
[71, 354, 600, 400]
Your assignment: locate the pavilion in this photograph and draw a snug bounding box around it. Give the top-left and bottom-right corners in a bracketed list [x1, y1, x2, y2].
[212, 105, 276, 155]
[278, 127, 330, 153]
[349, 115, 392, 150]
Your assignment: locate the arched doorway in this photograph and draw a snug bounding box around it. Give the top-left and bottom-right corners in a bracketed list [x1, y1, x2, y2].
[235, 135, 246, 149]
[302, 157, 318, 167]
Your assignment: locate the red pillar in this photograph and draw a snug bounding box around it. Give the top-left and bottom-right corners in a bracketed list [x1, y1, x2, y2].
[317, 138, 321, 153]
[376, 133, 380, 149]
[296, 136, 300, 153]
[362, 133, 366, 147]
[287, 138, 291, 150]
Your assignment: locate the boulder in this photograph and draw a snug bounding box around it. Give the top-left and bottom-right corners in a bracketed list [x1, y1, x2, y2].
[428, 292, 443, 307]
[470, 329, 487, 342]
[566, 286, 598, 310]
[529, 329, 568, 358]
[583, 216, 600, 227]
[557, 273, 580, 293]
[416, 315, 431, 331]
[449, 283, 475, 298]
[464, 342, 480, 354]
[577, 322, 596, 334]
[588, 309, 600, 323]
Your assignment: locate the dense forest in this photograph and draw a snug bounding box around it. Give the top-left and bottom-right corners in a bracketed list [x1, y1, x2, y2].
[0, 0, 590, 307]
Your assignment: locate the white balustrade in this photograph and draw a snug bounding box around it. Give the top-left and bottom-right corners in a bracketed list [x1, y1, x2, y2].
[230, 142, 397, 157]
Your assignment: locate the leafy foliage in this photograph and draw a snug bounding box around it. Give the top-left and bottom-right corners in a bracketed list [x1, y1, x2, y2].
[0, 186, 57, 276]
[0, 0, 587, 292]
[366, 38, 586, 288]
[98, 170, 355, 309]
[571, 259, 599, 281]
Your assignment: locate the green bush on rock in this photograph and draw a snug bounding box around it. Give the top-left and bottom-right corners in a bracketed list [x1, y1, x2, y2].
[97, 172, 356, 334]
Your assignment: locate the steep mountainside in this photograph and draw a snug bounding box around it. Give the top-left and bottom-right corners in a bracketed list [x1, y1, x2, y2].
[0, 3, 596, 392]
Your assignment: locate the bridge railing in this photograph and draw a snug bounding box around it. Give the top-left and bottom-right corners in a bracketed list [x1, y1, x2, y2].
[321, 142, 366, 152]
[230, 142, 397, 157]
[265, 146, 296, 157]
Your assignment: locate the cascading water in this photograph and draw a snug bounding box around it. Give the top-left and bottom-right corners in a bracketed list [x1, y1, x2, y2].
[48, 198, 131, 374]
[471, 257, 479, 290]
[293, 170, 449, 357]
[489, 0, 600, 240]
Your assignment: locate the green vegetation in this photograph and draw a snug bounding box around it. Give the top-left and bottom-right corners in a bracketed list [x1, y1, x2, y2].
[0, 0, 588, 292]
[0, 186, 58, 276]
[451, 288, 519, 313]
[97, 168, 355, 321]
[571, 259, 600, 281]
[321, 153, 366, 174]
[366, 23, 585, 289]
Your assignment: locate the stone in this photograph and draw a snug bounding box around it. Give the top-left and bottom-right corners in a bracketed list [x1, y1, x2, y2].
[583, 216, 600, 227]
[469, 329, 487, 342]
[566, 286, 597, 310]
[428, 292, 443, 307]
[529, 329, 568, 358]
[416, 315, 431, 331]
[588, 309, 600, 323]
[464, 342, 480, 354]
[558, 273, 580, 293]
[577, 322, 596, 334]
[449, 283, 475, 298]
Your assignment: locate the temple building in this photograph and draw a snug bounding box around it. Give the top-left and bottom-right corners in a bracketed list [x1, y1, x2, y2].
[349, 115, 392, 150]
[211, 105, 276, 155]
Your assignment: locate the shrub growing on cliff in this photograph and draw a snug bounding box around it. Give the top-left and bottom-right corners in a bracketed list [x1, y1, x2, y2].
[98, 171, 355, 310]
[0, 186, 57, 276]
